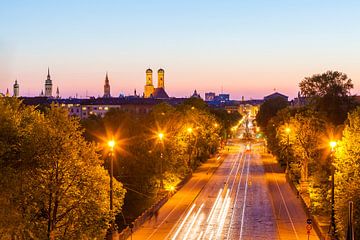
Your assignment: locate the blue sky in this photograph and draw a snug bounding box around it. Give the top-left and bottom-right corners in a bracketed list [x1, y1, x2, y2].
[1, 0, 359, 99]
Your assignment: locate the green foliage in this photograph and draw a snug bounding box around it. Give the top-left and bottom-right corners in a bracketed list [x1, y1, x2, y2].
[80, 98, 227, 226]
[299, 70, 355, 124]
[256, 97, 288, 129]
[334, 107, 360, 239]
[0, 98, 126, 239]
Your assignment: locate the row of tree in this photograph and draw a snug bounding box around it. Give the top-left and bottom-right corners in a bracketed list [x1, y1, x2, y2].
[256, 71, 359, 239]
[0, 98, 126, 239]
[81, 98, 241, 228]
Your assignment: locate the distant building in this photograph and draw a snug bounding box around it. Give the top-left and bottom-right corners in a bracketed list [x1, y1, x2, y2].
[45, 68, 53, 97]
[13, 80, 19, 97]
[56, 87, 60, 99]
[205, 92, 215, 101]
[191, 89, 201, 98]
[204, 92, 230, 103]
[264, 92, 288, 102]
[103, 72, 111, 98]
[144, 68, 155, 98]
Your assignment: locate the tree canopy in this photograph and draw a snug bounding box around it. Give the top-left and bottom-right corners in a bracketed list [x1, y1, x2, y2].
[299, 70, 354, 124]
[0, 98, 125, 239]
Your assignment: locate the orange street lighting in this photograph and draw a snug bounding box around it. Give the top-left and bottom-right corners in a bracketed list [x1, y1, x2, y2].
[158, 132, 164, 141]
[214, 123, 219, 128]
[187, 127, 193, 134]
[108, 140, 115, 151]
[285, 127, 291, 134]
[106, 138, 116, 234]
[329, 141, 337, 151]
[329, 139, 337, 236]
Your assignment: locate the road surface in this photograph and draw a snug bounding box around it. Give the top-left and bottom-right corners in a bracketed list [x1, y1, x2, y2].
[129, 140, 319, 240]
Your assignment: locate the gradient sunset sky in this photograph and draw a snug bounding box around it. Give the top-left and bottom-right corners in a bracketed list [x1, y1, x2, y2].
[1, 0, 359, 99]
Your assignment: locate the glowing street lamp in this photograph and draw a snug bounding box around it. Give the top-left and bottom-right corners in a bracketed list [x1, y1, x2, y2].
[329, 140, 337, 237]
[285, 127, 291, 174]
[107, 139, 116, 233]
[187, 127, 193, 134]
[157, 132, 165, 189]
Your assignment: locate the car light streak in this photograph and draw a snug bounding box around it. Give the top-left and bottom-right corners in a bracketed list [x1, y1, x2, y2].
[207, 188, 223, 223]
[182, 203, 204, 240]
[171, 204, 196, 240]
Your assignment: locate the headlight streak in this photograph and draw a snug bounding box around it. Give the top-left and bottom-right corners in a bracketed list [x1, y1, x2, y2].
[182, 203, 204, 240]
[239, 153, 251, 240]
[226, 150, 248, 240]
[196, 231, 204, 240]
[171, 147, 248, 240]
[206, 188, 222, 223]
[171, 204, 196, 240]
[216, 192, 231, 238]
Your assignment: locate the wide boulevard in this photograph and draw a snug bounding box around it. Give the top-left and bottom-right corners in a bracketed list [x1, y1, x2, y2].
[129, 132, 319, 240]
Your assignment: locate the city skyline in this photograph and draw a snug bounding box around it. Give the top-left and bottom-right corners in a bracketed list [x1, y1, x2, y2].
[1, 1, 360, 99]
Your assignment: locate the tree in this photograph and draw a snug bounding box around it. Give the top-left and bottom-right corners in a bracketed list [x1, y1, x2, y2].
[0, 98, 126, 239]
[256, 97, 289, 129]
[334, 107, 360, 239]
[299, 70, 354, 124]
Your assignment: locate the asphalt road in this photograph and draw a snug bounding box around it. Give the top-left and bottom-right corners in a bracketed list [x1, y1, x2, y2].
[129, 140, 319, 240]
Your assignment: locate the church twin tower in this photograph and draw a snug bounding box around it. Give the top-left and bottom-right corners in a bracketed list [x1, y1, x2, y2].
[104, 68, 166, 98]
[144, 68, 165, 98]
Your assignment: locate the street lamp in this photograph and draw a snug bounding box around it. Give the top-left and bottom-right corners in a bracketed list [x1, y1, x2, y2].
[285, 127, 291, 174]
[186, 127, 193, 169]
[329, 140, 337, 238]
[157, 132, 164, 189]
[107, 139, 116, 233]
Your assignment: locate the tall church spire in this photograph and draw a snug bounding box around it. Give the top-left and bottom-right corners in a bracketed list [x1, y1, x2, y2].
[103, 72, 111, 98]
[47, 67, 50, 80]
[45, 67, 53, 97]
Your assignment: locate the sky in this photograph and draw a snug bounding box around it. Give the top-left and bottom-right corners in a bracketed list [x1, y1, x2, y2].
[1, 0, 360, 100]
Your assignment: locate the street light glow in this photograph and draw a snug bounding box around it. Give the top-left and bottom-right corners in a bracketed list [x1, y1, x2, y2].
[285, 127, 291, 134]
[330, 141, 337, 151]
[187, 127, 193, 134]
[108, 140, 115, 150]
[158, 132, 164, 141]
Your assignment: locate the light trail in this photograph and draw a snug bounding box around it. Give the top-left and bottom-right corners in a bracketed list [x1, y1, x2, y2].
[171, 204, 196, 240]
[226, 147, 248, 240]
[182, 203, 204, 240]
[206, 188, 222, 223]
[239, 154, 251, 240]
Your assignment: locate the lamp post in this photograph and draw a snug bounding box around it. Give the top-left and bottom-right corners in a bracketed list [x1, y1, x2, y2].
[285, 127, 291, 174]
[158, 132, 164, 189]
[187, 127, 193, 169]
[107, 139, 116, 233]
[329, 140, 337, 238]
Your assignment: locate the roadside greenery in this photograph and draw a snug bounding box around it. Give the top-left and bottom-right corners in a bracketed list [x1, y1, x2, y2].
[256, 71, 359, 239]
[0, 98, 125, 239]
[81, 97, 241, 228]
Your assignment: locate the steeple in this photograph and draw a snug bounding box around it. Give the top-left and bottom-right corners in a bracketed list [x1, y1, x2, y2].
[6, 88, 10, 97]
[47, 67, 50, 80]
[13, 79, 19, 97]
[56, 86, 60, 99]
[45, 67, 53, 97]
[103, 72, 111, 98]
